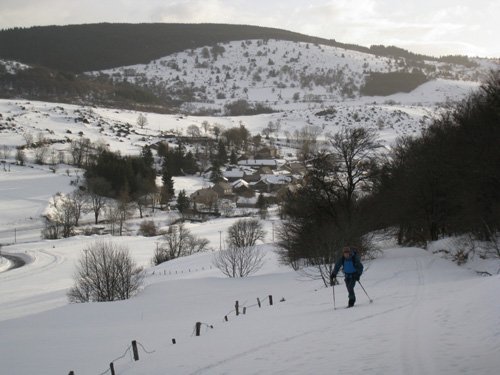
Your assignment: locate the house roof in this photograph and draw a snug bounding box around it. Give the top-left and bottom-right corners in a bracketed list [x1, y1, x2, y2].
[232, 179, 250, 189]
[261, 175, 292, 185]
[237, 159, 286, 168]
[214, 181, 232, 190]
[223, 165, 258, 178]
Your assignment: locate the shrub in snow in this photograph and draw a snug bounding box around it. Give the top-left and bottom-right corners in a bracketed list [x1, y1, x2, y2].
[212, 245, 265, 278]
[67, 241, 144, 303]
[152, 224, 210, 265]
[138, 220, 158, 237]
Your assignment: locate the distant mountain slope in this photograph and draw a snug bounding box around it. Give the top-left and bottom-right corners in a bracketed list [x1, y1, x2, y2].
[1, 23, 497, 113]
[0, 23, 368, 73]
[0, 23, 480, 74]
[93, 39, 494, 111]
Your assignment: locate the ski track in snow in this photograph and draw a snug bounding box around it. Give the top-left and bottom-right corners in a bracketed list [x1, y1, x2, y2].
[189, 330, 317, 375]
[400, 257, 429, 375]
[0, 238, 498, 374]
[146, 249, 484, 374]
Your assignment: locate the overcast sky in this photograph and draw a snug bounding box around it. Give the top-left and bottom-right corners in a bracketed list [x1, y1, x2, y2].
[1, 0, 498, 58]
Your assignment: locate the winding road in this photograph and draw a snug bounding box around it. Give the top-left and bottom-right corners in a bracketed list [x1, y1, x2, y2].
[1, 253, 26, 271]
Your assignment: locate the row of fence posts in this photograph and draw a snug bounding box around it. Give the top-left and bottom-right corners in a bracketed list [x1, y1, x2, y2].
[150, 266, 213, 276]
[68, 340, 141, 375]
[225, 295, 274, 322]
[68, 295, 278, 374]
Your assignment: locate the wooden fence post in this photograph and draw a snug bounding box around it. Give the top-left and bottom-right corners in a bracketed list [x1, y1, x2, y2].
[131, 340, 139, 361]
[243, 307, 247, 315]
[195, 322, 202, 336]
[269, 295, 273, 306]
[235, 301, 239, 316]
[257, 297, 261, 308]
[110, 362, 116, 375]
[68, 372, 74, 375]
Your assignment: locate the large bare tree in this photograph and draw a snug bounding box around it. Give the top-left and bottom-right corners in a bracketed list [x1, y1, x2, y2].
[67, 241, 144, 303]
[327, 127, 383, 222]
[227, 218, 266, 248]
[277, 127, 382, 285]
[212, 245, 265, 278]
[85, 177, 111, 224]
[152, 224, 209, 265]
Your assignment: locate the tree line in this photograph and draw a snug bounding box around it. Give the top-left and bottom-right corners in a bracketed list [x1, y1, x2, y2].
[360, 70, 429, 96]
[278, 72, 500, 284]
[369, 72, 500, 243]
[0, 65, 176, 112]
[0, 23, 462, 74]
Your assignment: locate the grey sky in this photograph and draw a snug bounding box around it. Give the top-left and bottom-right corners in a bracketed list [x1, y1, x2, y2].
[0, 0, 498, 57]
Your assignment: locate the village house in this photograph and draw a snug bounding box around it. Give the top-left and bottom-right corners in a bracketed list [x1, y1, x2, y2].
[237, 159, 286, 170]
[190, 188, 218, 209]
[232, 179, 255, 198]
[212, 181, 235, 200]
[252, 174, 292, 193]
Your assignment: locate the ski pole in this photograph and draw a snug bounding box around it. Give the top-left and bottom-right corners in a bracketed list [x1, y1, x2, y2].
[357, 281, 373, 303]
[332, 283, 336, 310]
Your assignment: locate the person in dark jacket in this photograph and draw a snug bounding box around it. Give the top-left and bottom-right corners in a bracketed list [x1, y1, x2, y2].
[330, 246, 364, 308]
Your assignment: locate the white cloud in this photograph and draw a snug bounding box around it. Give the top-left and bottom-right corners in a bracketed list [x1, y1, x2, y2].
[0, 0, 498, 57]
[151, 0, 233, 23]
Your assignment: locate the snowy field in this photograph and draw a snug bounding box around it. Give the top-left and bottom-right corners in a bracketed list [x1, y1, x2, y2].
[1, 236, 499, 374]
[0, 159, 499, 374]
[0, 49, 499, 373]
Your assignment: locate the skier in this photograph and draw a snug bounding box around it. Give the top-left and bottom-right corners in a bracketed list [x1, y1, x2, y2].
[330, 246, 364, 308]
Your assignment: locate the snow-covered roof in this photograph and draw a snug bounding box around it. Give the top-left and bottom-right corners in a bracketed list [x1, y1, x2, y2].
[232, 179, 250, 189]
[253, 175, 292, 185]
[237, 159, 286, 168]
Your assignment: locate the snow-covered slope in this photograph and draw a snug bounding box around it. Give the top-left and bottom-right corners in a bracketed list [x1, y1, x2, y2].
[1, 37, 498, 375]
[0, 237, 498, 374]
[91, 39, 496, 109]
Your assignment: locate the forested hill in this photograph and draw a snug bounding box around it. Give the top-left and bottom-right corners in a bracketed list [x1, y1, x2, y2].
[0, 23, 356, 73]
[0, 23, 472, 73]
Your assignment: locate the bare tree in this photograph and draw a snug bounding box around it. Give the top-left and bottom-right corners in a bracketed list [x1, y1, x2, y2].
[276, 127, 382, 283]
[43, 192, 78, 238]
[34, 145, 49, 164]
[69, 189, 88, 227]
[22, 132, 33, 147]
[15, 149, 26, 166]
[227, 218, 266, 248]
[0, 145, 11, 160]
[104, 201, 119, 235]
[152, 224, 209, 265]
[86, 177, 110, 224]
[187, 124, 201, 138]
[137, 113, 148, 129]
[67, 241, 144, 303]
[296, 125, 322, 160]
[201, 120, 210, 134]
[117, 192, 134, 236]
[329, 127, 381, 196]
[138, 220, 158, 237]
[212, 244, 265, 277]
[70, 138, 92, 167]
[328, 127, 382, 222]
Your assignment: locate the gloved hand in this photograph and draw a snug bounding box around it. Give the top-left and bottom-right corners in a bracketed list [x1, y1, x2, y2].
[330, 275, 338, 286]
[354, 273, 360, 281]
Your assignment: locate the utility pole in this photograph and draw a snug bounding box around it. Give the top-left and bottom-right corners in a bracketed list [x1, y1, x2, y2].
[218, 230, 222, 251]
[83, 249, 89, 274]
[272, 220, 275, 242]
